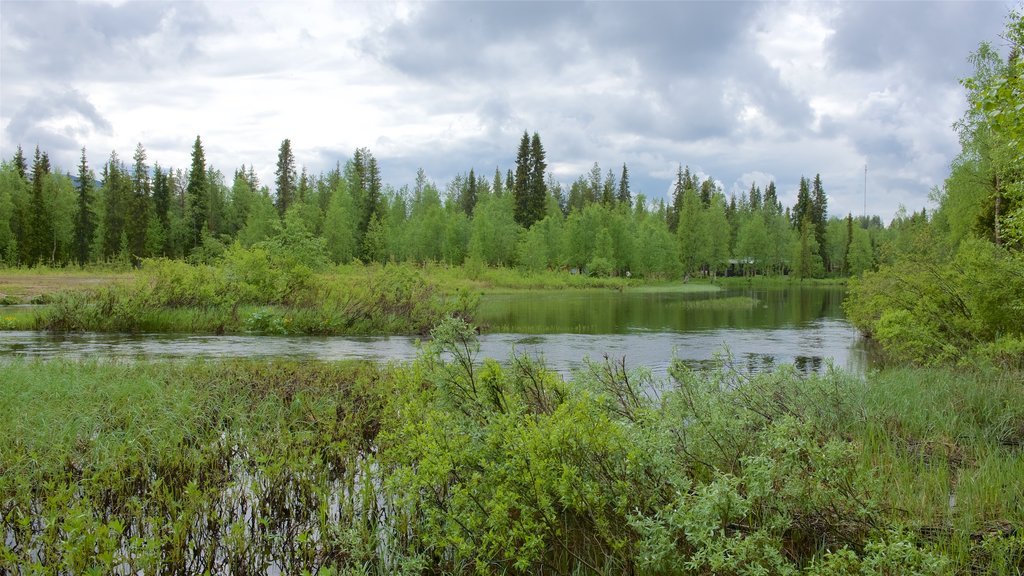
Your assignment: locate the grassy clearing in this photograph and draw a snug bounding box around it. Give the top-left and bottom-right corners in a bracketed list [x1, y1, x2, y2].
[0, 269, 132, 305]
[1, 326, 1021, 574]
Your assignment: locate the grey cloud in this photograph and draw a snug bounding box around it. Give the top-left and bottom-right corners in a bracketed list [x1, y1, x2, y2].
[0, 1, 221, 82]
[827, 2, 1006, 82]
[5, 88, 114, 169]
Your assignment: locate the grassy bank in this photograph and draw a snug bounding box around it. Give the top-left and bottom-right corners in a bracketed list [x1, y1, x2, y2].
[0, 258, 728, 335]
[1, 323, 1021, 574]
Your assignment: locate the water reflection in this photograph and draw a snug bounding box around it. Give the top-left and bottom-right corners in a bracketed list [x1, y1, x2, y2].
[0, 319, 872, 378]
[0, 286, 873, 377]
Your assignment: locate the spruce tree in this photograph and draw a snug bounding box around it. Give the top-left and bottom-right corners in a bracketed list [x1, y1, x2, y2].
[127, 143, 151, 259]
[492, 167, 503, 197]
[792, 176, 812, 228]
[28, 146, 50, 265]
[811, 173, 829, 270]
[669, 165, 687, 232]
[764, 181, 780, 214]
[275, 138, 296, 216]
[74, 147, 95, 265]
[101, 152, 128, 260]
[186, 136, 208, 252]
[12, 145, 27, 180]
[617, 163, 631, 206]
[512, 132, 532, 227]
[461, 167, 478, 216]
[527, 132, 547, 226]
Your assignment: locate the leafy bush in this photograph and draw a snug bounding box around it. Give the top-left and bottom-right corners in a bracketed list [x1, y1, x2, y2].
[845, 238, 1024, 365]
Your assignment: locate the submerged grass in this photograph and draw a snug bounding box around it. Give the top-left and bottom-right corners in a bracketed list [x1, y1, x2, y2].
[1, 333, 1021, 574]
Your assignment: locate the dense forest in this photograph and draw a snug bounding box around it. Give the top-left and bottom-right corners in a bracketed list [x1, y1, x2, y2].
[0, 131, 890, 279]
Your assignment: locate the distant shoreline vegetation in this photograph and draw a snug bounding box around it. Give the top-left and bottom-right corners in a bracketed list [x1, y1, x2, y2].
[2, 129, 885, 284]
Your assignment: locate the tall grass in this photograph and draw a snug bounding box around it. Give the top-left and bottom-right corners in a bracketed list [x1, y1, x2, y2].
[1, 333, 1021, 573]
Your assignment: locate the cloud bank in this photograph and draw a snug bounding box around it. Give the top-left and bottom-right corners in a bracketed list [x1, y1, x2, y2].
[0, 0, 1009, 221]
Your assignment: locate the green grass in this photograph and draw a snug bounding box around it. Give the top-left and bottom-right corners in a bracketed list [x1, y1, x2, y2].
[1, 348, 1021, 573]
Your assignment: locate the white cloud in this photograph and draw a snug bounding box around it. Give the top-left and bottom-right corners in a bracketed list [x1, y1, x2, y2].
[0, 0, 1009, 222]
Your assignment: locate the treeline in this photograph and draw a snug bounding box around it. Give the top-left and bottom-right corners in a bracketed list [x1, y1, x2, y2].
[0, 130, 889, 278]
[846, 10, 1024, 366]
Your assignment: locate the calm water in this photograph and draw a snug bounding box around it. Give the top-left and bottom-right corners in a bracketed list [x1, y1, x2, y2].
[0, 285, 872, 376]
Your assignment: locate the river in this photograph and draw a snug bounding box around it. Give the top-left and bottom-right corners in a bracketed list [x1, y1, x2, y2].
[0, 285, 872, 376]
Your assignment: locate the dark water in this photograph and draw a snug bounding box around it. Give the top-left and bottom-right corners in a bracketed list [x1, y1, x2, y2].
[0, 285, 871, 376]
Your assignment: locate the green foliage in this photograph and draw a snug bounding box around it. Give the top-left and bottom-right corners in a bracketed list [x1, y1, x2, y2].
[32, 249, 470, 335]
[2, 341, 1023, 573]
[846, 238, 1024, 365]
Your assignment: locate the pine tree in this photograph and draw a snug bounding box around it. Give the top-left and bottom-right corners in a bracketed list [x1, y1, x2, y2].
[275, 138, 296, 216]
[73, 147, 95, 265]
[527, 132, 547, 227]
[617, 163, 631, 206]
[186, 136, 208, 253]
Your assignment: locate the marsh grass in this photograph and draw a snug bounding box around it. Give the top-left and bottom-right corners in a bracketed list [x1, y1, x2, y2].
[1, 339, 1021, 574]
[25, 258, 476, 336]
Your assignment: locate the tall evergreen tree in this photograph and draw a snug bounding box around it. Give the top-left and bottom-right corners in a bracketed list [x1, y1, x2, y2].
[27, 146, 50, 264]
[617, 163, 631, 206]
[512, 132, 532, 227]
[460, 167, 478, 216]
[527, 132, 548, 227]
[100, 152, 128, 260]
[792, 176, 813, 228]
[275, 138, 296, 216]
[749, 182, 762, 211]
[127, 143, 151, 258]
[601, 168, 616, 205]
[810, 173, 829, 269]
[152, 163, 170, 227]
[492, 167, 503, 197]
[12, 145, 27, 180]
[186, 136, 208, 252]
[764, 181, 780, 214]
[74, 147, 95, 265]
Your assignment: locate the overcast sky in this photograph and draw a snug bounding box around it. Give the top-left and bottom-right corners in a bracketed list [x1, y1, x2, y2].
[0, 0, 1014, 221]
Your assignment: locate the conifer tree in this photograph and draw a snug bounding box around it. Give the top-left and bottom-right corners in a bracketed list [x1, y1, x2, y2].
[617, 163, 631, 206]
[513, 132, 532, 227]
[529, 132, 547, 221]
[186, 136, 208, 252]
[764, 181, 780, 213]
[127, 143, 151, 259]
[275, 138, 296, 216]
[792, 176, 813, 228]
[101, 152, 128, 260]
[811, 173, 829, 269]
[74, 147, 95, 265]
[12, 145, 27, 180]
[461, 167, 478, 216]
[492, 167, 503, 197]
[28, 146, 50, 264]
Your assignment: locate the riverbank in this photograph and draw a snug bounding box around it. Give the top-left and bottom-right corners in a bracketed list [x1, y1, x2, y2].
[2, 330, 1020, 573]
[0, 260, 730, 335]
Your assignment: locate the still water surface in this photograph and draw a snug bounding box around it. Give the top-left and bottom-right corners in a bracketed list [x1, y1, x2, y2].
[0, 286, 871, 376]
